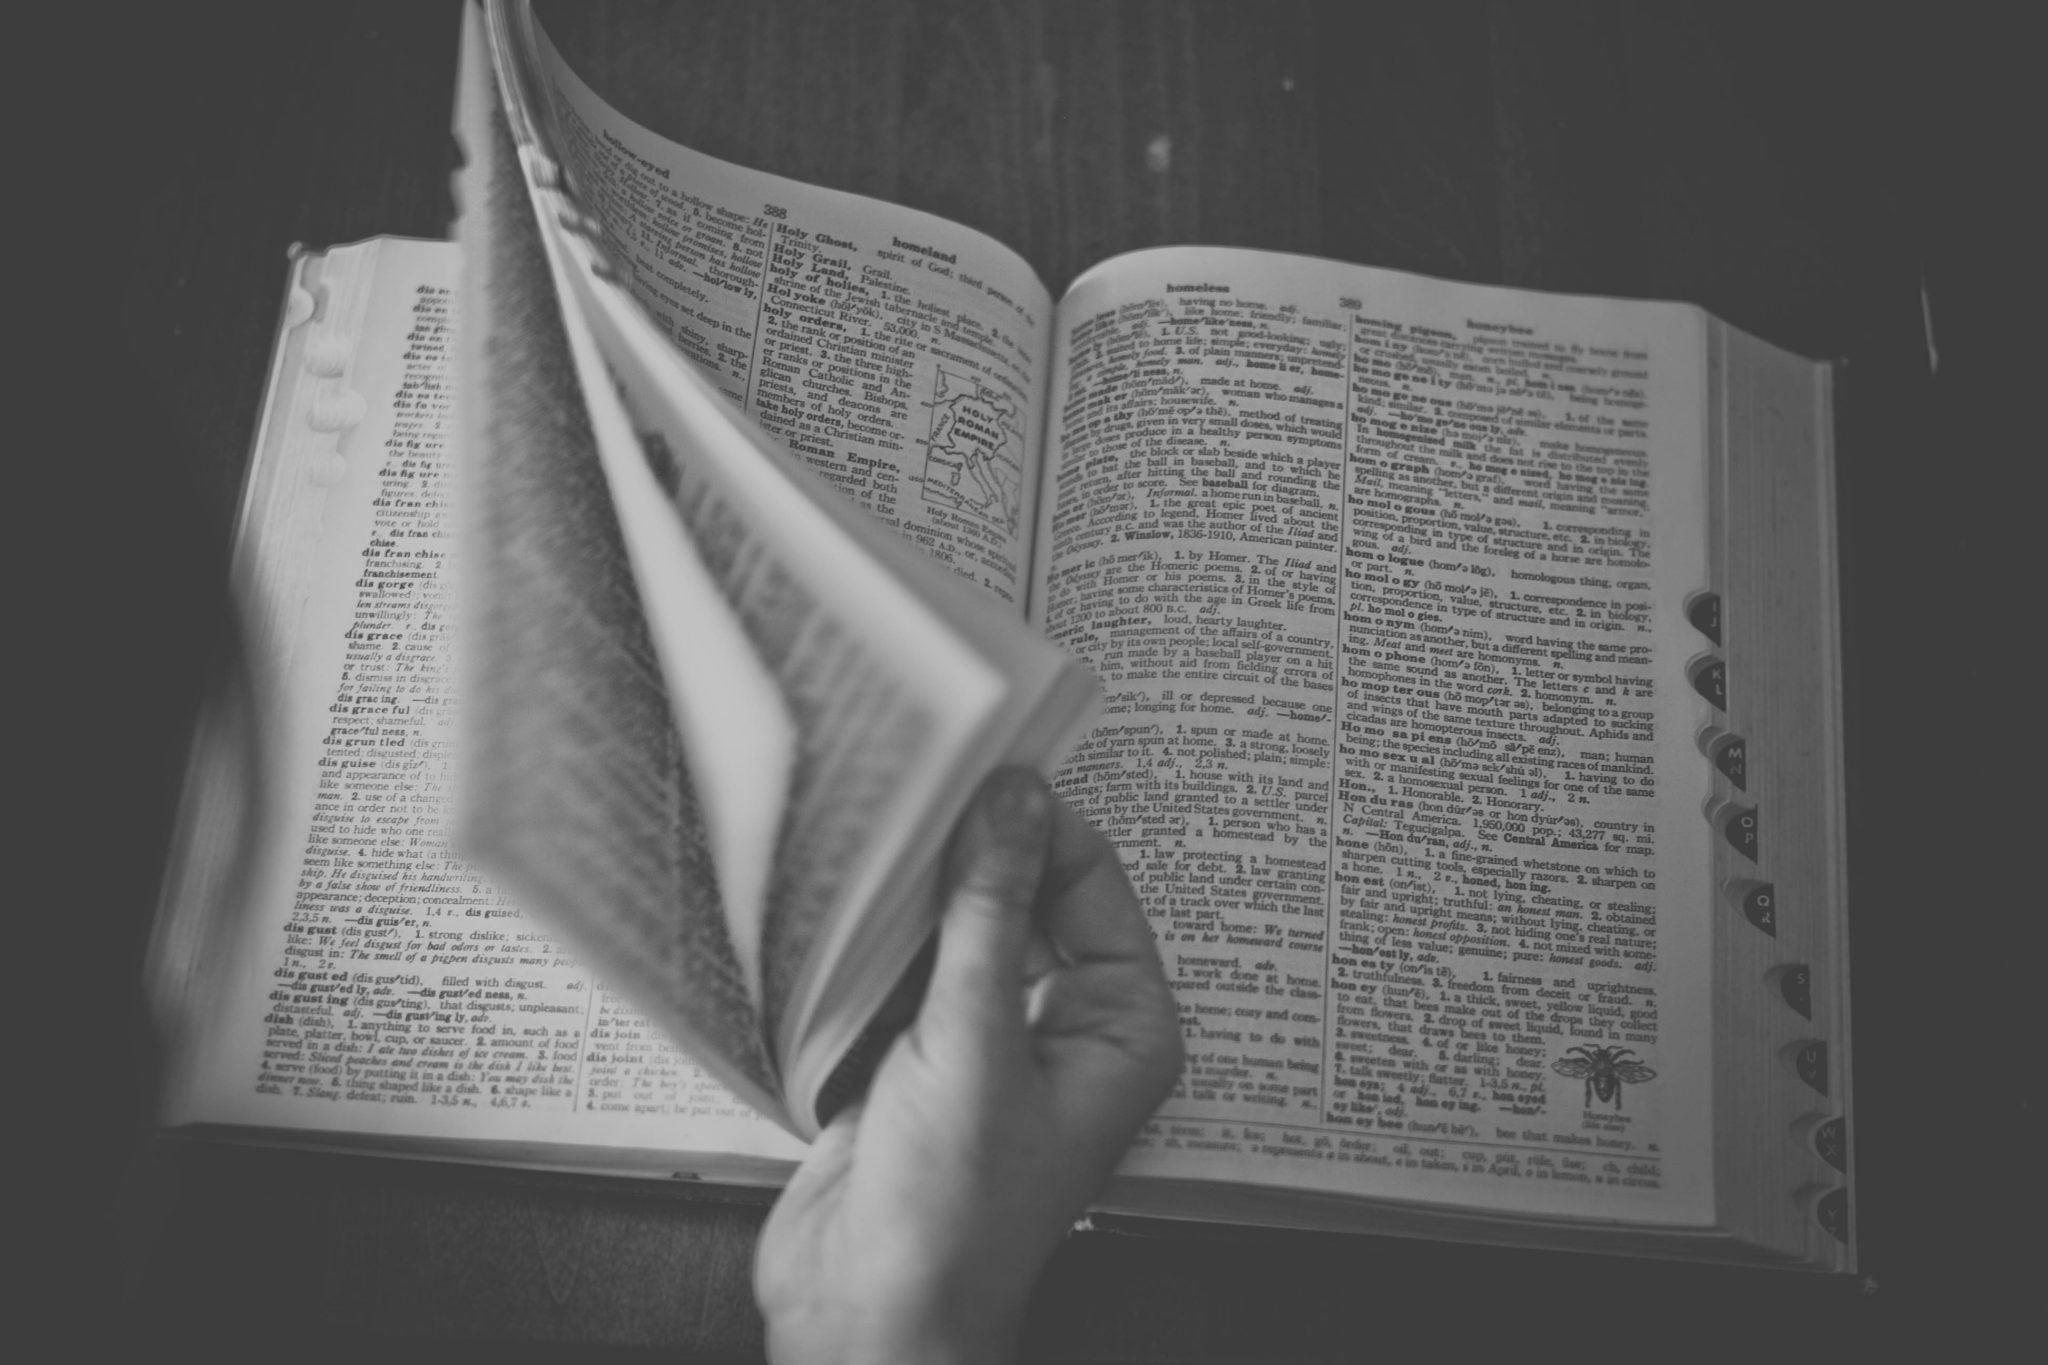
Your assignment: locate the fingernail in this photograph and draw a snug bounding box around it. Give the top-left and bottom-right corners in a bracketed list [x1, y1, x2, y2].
[982, 767, 1048, 838]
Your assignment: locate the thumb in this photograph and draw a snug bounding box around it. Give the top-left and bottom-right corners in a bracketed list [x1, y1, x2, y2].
[922, 767, 1051, 1042]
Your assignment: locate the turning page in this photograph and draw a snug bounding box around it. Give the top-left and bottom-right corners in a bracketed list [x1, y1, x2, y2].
[476, 2, 1100, 1130]
[528, 12, 1055, 611]
[1036, 247, 1719, 1227]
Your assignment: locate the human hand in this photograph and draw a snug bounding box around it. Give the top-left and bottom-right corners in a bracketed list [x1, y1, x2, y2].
[754, 767, 1185, 1365]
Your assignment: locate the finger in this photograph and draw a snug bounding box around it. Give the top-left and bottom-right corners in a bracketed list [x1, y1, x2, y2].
[1020, 929, 1062, 983]
[1033, 795, 1160, 966]
[766, 1096, 862, 1229]
[924, 767, 1052, 1038]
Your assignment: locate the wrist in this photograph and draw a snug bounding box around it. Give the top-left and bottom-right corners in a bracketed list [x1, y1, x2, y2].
[764, 1283, 1025, 1365]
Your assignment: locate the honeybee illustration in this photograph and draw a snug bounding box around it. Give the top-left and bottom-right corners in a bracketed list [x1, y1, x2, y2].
[1552, 1045, 1657, 1110]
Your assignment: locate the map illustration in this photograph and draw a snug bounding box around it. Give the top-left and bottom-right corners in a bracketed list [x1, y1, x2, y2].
[921, 367, 1023, 534]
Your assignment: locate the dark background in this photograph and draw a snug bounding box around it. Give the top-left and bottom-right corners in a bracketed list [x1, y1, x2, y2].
[20, 1, 2034, 1358]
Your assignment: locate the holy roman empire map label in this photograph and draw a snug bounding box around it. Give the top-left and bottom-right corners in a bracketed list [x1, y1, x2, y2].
[921, 366, 1023, 535]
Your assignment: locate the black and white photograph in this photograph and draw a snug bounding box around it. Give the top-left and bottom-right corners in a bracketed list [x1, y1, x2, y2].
[23, 2, 2029, 1358]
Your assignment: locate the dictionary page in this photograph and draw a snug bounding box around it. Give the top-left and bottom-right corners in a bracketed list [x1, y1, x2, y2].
[528, 13, 1055, 612]
[1035, 247, 1720, 1230]
[155, 234, 802, 1175]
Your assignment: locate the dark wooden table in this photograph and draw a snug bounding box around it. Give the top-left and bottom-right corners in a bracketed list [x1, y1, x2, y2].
[29, 1, 2033, 1357]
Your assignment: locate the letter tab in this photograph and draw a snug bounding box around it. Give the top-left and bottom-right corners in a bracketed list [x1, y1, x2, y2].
[1685, 590, 1722, 644]
[1778, 963, 1812, 1019]
[1688, 655, 1726, 709]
